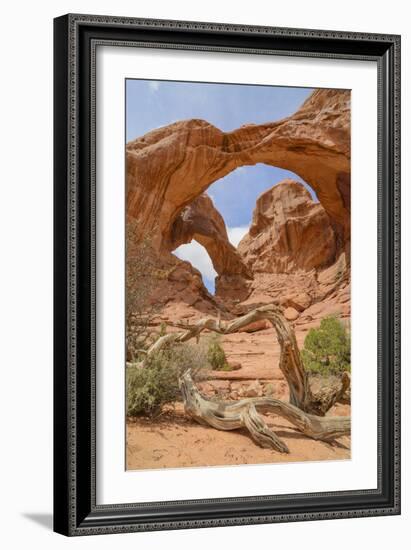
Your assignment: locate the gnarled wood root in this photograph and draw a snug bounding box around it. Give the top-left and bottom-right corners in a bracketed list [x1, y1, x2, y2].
[308, 371, 351, 416]
[179, 370, 351, 454]
[134, 304, 350, 416]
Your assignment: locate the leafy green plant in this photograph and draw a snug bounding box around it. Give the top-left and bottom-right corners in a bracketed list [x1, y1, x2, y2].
[206, 335, 229, 371]
[301, 316, 350, 376]
[126, 342, 208, 417]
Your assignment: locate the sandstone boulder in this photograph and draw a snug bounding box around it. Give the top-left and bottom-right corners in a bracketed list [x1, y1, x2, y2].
[284, 307, 300, 321]
[280, 292, 312, 312]
[243, 380, 264, 398]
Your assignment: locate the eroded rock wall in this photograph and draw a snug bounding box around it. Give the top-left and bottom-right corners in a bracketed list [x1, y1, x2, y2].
[126, 89, 350, 314]
[238, 180, 337, 274]
[127, 89, 350, 255]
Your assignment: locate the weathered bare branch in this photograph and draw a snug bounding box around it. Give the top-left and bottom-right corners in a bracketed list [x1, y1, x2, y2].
[179, 371, 350, 453]
[133, 304, 350, 415]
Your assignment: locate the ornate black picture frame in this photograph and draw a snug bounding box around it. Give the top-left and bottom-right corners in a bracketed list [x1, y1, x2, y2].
[53, 13, 401, 536]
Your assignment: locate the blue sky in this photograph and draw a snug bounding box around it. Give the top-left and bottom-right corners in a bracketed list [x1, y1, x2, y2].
[126, 79, 314, 293]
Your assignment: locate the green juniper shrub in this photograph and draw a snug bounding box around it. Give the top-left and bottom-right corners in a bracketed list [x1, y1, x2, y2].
[206, 334, 230, 371]
[126, 342, 208, 417]
[301, 315, 350, 376]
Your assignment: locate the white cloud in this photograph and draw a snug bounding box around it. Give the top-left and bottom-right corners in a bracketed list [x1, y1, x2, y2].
[227, 226, 249, 247]
[173, 228, 249, 294]
[174, 241, 217, 283]
[148, 81, 160, 92]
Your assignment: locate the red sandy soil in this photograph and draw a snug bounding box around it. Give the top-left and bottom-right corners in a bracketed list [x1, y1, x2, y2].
[126, 324, 351, 471]
[126, 404, 350, 470]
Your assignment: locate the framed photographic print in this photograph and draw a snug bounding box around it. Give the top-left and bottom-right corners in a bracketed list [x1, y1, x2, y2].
[53, 14, 401, 536]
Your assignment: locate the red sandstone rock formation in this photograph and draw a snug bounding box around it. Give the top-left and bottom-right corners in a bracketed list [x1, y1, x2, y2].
[238, 180, 337, 274]
[168, 193, 251, 298]
[126, 89, 350, 313]
[127, 89, 350, 257]
[232, 180, 350, 323]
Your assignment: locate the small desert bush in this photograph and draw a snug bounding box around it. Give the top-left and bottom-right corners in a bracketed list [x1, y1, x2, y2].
[127, 342, 209, 417]
[126, 221, 159, 362]
[206, 335, 229, 371]
[301, 316, 350, 376]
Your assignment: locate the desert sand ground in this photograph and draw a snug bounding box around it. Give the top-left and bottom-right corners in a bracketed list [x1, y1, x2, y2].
[126, 324, 351, 471]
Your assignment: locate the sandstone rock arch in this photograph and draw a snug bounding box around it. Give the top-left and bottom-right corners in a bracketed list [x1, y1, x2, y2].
[126, 89, 350, 262]
[169, 193, 252, 297]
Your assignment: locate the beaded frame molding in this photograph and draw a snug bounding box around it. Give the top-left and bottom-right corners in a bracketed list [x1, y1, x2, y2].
[53, 13, 401, 536]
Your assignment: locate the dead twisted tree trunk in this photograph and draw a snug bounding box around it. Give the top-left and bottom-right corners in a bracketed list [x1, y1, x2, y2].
[179, 370, 350, 454]
[136, 304, 350, 416]
[131, 304, 350, 452]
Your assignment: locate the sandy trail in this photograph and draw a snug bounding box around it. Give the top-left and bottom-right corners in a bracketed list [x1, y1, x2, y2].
[126, 325, 351, 471]
[126, 403, 350, 470]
